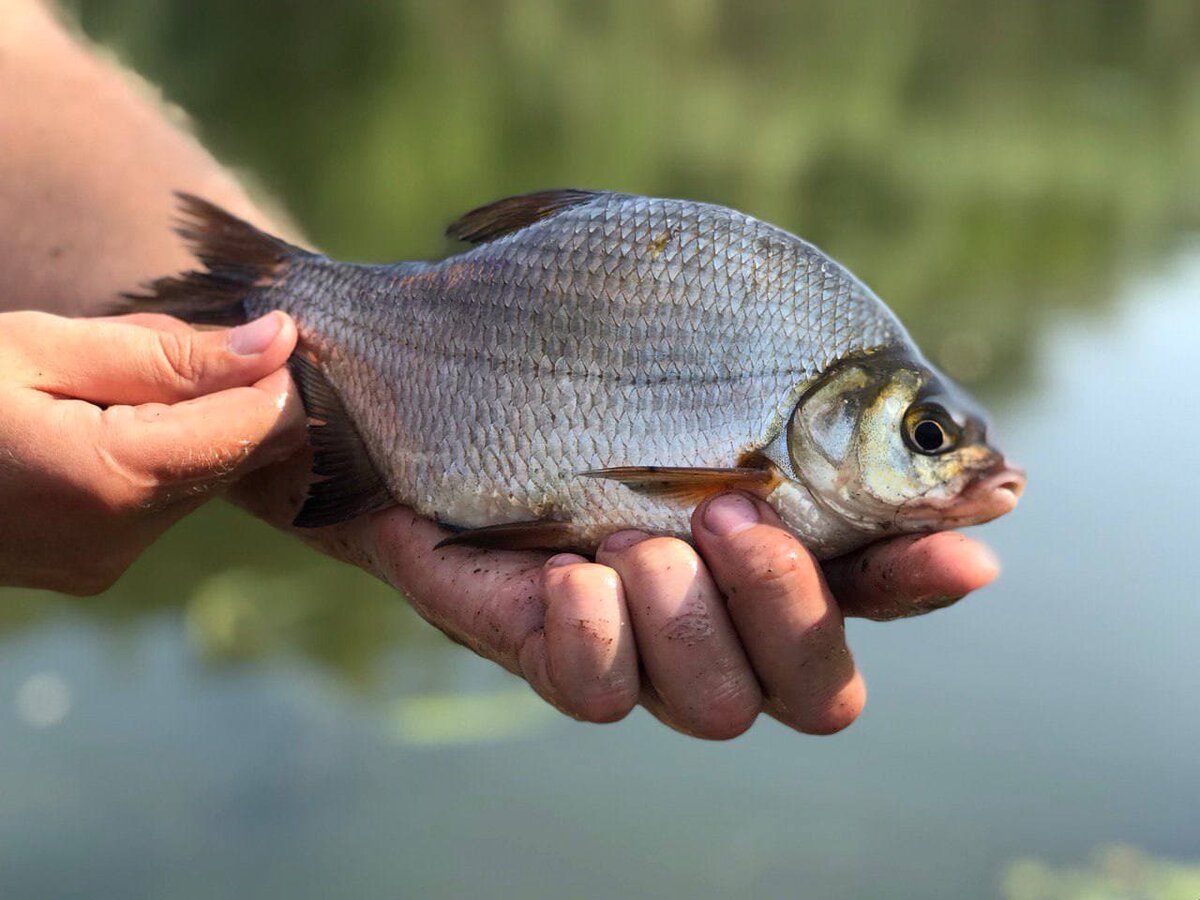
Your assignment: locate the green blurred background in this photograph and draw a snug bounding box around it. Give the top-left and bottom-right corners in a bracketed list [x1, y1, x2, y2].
[1, 2, 1198, 897]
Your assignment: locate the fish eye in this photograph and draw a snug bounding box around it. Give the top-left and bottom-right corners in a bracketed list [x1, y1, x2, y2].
[904, 405, 960, 455]
[913, 419, 948, 452]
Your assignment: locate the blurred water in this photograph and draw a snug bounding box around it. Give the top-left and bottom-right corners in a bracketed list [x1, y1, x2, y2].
[4, 2, 1200, 897]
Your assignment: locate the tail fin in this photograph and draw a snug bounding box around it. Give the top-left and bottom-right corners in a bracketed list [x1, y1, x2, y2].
[121, 192, 307, 325]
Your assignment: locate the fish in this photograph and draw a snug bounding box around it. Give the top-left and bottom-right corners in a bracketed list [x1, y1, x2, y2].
[125, 189, 1025, 559]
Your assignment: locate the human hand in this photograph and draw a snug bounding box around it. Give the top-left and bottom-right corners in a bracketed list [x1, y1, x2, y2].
[0, 310, 303, 594]
[235, 463, 999, 738]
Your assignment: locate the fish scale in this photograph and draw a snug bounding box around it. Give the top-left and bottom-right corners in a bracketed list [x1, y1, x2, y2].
[131, 190, 928, 556]
[383, 200, 869, 508]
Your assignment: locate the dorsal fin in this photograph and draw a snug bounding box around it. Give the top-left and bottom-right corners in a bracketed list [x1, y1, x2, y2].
[445, 189, 603, 244]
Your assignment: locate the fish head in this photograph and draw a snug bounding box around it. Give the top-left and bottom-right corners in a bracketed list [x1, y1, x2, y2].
[783, 353, 1025, 536]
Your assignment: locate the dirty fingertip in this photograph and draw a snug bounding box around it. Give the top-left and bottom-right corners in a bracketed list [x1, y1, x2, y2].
[600, 529, 650, 553]
[545, 553, 588, 570]
[910, 532, 1001, 594]
[700, 492, 759, 536]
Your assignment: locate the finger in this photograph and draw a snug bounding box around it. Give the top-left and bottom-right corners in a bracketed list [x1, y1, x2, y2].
[597, 532, 762, 740]
[824, 532, 1000, 621]
[96, 366, 305, 497]
[89, 313, 194, 333]
[692, 493, 866, 735]
[18, 310, 296, 405]
[359, 509, 553, 676]
[522, 555, 639, 723]
[310, 507, 712, 735]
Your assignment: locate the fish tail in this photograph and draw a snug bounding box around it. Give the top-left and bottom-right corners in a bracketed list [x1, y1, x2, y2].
[120, 192, 308, 325]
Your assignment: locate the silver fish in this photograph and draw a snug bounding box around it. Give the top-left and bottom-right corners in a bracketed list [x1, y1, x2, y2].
[129, 190, 1024, 558]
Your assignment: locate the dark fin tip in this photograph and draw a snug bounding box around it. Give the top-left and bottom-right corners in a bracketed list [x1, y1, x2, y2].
[115, 193, 306, 325]
[445, 189, 603, 244]
[289, 355, 393, 528]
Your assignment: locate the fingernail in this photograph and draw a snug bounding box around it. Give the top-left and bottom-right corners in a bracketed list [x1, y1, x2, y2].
[545, 553, 586, 569]
[601, 529, 649, 553]
[703, 492, 760, 536]
[228, 312, 283, 355]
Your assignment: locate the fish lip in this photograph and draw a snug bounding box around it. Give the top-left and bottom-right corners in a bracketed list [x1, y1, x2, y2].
[896, 458, 1027, 529]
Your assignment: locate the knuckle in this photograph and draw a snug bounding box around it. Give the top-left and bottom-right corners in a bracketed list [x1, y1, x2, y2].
[151, 330, 206, 390]
[657, 606, 716, 646]
[733, 540, 816, 595]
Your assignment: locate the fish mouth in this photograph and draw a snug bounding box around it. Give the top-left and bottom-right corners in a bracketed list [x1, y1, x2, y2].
[897, 458, 1027, 529]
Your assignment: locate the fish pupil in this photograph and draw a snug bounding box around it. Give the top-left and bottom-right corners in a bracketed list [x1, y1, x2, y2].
[913, 419, 946, 452]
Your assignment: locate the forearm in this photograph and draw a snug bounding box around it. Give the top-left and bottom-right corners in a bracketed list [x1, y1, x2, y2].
[0, 0, 276, 315]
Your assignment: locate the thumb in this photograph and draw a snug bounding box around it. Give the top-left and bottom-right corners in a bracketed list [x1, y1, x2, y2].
[20, 310, 297, 406]
[98, 366, 306, 501]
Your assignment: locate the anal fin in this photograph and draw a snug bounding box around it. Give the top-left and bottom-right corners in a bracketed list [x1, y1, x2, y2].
[580, 466, 780, 505]
[289, 355, 394, 528]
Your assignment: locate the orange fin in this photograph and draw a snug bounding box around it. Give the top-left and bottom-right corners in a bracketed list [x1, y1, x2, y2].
[445, 189, 603, 244]
[580, 466, 779, 505]
[434, 520, 585, 553]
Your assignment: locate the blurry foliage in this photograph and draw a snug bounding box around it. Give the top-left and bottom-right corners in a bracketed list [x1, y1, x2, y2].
[5, 0, 1198, 690]
[1003, 845, 1200, 900]
[385, 688, 554, 746]
[67, 0, 1200, 391]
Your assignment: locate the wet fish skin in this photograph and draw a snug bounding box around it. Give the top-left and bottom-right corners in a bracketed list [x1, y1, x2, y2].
[253, 192, 906, 551]
[127, 190, 1021, 558]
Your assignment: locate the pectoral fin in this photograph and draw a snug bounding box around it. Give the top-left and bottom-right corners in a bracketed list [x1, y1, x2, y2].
[580, 466, 780, 505]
